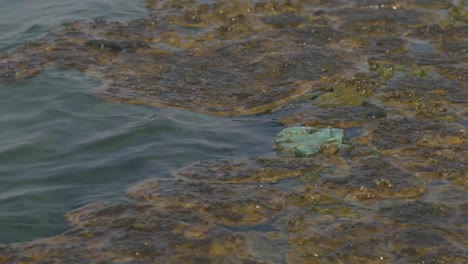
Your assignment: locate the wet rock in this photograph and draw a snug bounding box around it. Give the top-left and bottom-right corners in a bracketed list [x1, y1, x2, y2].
[174, 156, 328, 183]
[127, 179, 285, 227]
[443, 2, 468, 26]
[1, 1, 467, 262]
[279, 213, 467, 264]
[3, 202, 269, 264]
[280, 103, 386, 128]
[319, 154, 426, 201]
[368, 55, 427, 80]
[1, 32, 352, 116]
[372, 37, 408, 54]
[282, 220, 396, 264]
[457, 202, 468, 228]
[0, 62, 16, 83]
[355, 0, 454, 10]
[380, 200, 453, 225]
[376, 75, 467, 121]
[0, 244, 13, 263]
[367, 118, 467, 177]
[0, 0, 363, 116]
[261, 13, 307, 28]
[370, 118, 466, 150]
[405, 0, 454, 9]
[442, 40, 468, 59]
[286, 185, 361, 220]
[85, 39, 122, 52]
[333, 7, 434, 37]
[437, 65, 468, 81]
[287, 186, 347, 209]
[314, 73, 377, 107]
[389, 228, 467, 264]
[271, 25, 361, 49]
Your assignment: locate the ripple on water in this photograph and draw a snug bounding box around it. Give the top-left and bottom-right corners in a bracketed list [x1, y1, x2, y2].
[0, 67, 282, 243]
[0, 0, 149, 52]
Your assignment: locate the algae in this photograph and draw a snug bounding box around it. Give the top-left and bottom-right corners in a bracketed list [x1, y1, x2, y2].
[0, 0, 467, 263]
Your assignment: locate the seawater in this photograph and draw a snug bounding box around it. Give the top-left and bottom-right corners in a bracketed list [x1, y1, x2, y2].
[0, 0, 282, 243]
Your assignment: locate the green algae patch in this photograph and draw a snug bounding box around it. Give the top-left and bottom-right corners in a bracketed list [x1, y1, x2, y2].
[314, 73, 376, 107]
[368, 56, 427, 81]
[275, 126, 350, 157]
[441, 1, 468, 27]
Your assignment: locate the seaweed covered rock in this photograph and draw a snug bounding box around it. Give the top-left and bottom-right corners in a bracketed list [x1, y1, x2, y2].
[174, 156, 325, 183]
[313, 73, 377, 107]
[1, 0, 467, 263]
[2, 202, 270, 264]
[127, 179, 285, 226]
[280, 103, 386, 128]
[0, 0, 357, 117]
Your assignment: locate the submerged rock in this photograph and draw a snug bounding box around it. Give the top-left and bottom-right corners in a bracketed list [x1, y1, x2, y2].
[0, 0, 356, 117]
[1, 0, 467, 263]
[314, 73, 376, 107]
[126, 179, 285, 227]
[280, 103, 386, 128]
[2, 202, 270, 264]
[174, 157, 329, 183]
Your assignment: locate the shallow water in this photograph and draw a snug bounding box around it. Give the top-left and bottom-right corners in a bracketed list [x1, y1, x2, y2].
[0, 0, 466, 263]
[0, 0, 149, 52]
[0, 0, 282, 243]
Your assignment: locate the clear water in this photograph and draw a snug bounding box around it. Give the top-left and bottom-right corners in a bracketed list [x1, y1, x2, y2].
[0, 1, 282, 243]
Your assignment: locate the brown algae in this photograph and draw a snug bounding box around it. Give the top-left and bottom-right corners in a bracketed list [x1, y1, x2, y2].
[0, 0, 467, 263]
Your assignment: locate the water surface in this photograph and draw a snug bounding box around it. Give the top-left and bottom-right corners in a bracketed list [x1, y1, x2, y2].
[0, 0, 281, 243]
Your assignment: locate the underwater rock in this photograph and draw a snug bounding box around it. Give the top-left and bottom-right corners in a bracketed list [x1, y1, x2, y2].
[126, 179, 285, 227]
[331, 5, 435, 37]
[0, 0, 357, 117]
[275, 126, 349, 157]
[314, 73, 377, 107]
[174, 156, 326, 183]
[372, 37, 409, 54]
[438, 65, 468, 81]
[367, 118, 467, 181]
[283, 220, 395, 264]
[1, 1, 467, 263]
[280, 103, 386, 128]
[368, 55, 428, 81]
[1, 0, 466, 118]
[371, 119, 466, 150]
[379, 200, 454, 225]
[441, 40, 468, 60]
[343, 158, 425, 201]
[389, 228, 468, 264]
[85, 39, 123, 52]
[0, 62, 15, 83]
[283, 220, 467, 264]
[2, 202, 270, 264]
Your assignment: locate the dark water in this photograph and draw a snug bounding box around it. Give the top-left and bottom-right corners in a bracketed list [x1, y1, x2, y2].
[0, 1, 282, 243]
